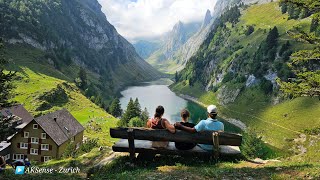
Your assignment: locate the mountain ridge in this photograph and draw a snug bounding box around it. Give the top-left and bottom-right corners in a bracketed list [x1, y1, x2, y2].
[1, 0, 161, 104]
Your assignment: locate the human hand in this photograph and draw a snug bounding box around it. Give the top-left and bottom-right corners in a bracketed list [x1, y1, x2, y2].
[174, 122, 182, 128]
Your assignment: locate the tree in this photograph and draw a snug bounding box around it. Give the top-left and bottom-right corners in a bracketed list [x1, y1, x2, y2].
[281, 2, 288, 14]
[245, 25, 255, 36]
[0, 115, 18, 141]
[277, 0, 320, 99]
[128, 117, 145, 127]
[140, 107, 149, 122]
[133, 98, 141, 118]
[175, 71, 179, 82]
[0, 40, 15, 107]
[119, 98, 135, 127]
[109, 98, 122, 117]
[277, 47, 320, 99]
[266, 27, 279, 50]
[75, 67, 87, 89]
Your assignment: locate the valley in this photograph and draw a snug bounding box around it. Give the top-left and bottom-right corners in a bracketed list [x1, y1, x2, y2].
[0, 0, 319, 179]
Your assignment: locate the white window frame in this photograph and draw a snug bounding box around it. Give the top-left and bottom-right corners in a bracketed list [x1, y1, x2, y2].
[76, 142, 80, 150]
[31, 137, 39, 144]
[13, 154, 24, 160]
[20, 142, 28, 149]
[5, 154, 10, 161]
[71, 136, 75, 142]
[43, 156, 51, 162]
[41, 133, 46, 139]
[30, 148, 38, 155]
[24, 131, 29, 138]
[41, 144, 49, 151]
[33, 124, 38, 129]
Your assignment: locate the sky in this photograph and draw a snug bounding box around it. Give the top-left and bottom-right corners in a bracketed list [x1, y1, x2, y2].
[98, 0, 217, 42]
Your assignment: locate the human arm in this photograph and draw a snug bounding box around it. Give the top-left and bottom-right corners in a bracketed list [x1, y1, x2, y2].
[174, 122, 197, 133]
[146, 119, 152, 128]
[163, 119, 176, 133]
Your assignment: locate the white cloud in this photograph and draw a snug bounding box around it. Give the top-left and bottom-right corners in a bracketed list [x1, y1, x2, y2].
[98, 0, 216, 42]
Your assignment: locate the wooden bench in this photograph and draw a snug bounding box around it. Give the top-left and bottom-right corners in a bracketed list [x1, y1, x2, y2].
[110, 127, 242, 160]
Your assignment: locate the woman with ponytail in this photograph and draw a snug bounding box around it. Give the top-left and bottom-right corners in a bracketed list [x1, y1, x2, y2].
[147, 105, 176, 148]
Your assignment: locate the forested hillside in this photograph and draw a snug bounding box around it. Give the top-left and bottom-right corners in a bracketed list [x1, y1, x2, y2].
[0, 0, 160, 109]
[171, 0, 320, 164]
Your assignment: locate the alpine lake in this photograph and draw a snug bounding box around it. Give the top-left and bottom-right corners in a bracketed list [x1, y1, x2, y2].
[120, 78, 240, 133]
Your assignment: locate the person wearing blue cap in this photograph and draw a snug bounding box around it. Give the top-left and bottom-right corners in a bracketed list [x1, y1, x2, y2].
[174, 105, 224, 151]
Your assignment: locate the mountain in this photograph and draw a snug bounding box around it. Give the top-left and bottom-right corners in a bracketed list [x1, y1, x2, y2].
[146, 21, 201, 73]
[172, 1, 316, 103]
[154, 0, 271, 74]
[133, 40, 161, 59]
[201, 10, 212, 29]
[0, 0, 160, 104]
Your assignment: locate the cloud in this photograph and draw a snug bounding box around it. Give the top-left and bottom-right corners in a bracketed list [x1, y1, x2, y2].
[98, 0, 217, 42]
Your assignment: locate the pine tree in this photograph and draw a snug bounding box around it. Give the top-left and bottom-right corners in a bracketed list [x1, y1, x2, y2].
[75, 67, 87, 89]
[109, 98, 122, 117]
[175, 71, 179, 82]
[281, 3, 288, 14]
[119, 98, 135, 127]
[133, 98, 141, 117]
[266, 27, 279, 50]
[140, 107, 149, 123]
[0, 40, 15, 107]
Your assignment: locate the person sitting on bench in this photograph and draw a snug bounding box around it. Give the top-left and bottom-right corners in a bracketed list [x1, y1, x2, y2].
[0, 156, 6, 173]
[174, 105, 224, 151]
[147, 105, 176, 148]
[174, 109, 197, 150]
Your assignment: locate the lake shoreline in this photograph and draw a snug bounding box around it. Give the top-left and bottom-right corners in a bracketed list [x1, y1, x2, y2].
[177, 94, 247, 131]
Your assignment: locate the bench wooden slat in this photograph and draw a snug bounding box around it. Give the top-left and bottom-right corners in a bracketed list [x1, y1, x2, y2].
[113, 139, 241, 156]
[110, 128, 242, 146]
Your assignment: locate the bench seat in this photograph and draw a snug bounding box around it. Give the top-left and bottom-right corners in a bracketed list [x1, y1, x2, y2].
[113, 139, 241, 156]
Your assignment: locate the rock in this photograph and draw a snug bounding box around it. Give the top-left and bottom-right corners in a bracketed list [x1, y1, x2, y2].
[246, 74, 258, 87]
[217, 85, 241, 105]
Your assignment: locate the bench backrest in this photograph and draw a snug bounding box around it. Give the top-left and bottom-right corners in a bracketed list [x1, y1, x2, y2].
[110, 127, 242, 146]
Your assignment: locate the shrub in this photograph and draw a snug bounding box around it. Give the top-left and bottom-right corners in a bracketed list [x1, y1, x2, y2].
[240, 129, 269, 159]
[128, 117, 145, 127]
[80, 138, 99, 153]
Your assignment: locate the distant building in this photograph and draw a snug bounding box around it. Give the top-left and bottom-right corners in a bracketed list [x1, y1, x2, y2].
[0, 104, 34, 130]
[0, 142, 11, 163]
[2, 108, 84, 163]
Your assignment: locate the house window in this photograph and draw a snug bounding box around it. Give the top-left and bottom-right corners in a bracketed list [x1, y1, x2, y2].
[13, 154, 24, 160]
[41, 144, 49, 151]
[43, 156, 51, 162]
[76, 142, 80, 150]
[5, 154, 10, 161]
[41, 133, 46, 139]
[33, 124, 38, 129]
[31, 137, 39, 144]
[30, 148, 38, 155]
[20, 142, 28, 149]
[24, 132, 29, 138]
[71, 136, 75, 142]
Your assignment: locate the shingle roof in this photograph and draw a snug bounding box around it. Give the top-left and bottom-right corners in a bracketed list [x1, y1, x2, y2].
[0, 104, 34, 126]
[35, 109, 85, 146]
[0, 142, 11, 152]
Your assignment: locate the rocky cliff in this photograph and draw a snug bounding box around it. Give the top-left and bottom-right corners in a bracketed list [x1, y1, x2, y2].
[1, 0, 160, 92]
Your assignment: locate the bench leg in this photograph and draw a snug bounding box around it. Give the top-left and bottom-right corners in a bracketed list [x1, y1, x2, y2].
[213, 132, 220, 161]
[128, 129, 135, 161]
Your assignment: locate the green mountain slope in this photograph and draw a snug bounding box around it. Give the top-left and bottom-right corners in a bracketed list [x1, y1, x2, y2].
[0, 0, 161, 106]
[171, 2, 320, 160]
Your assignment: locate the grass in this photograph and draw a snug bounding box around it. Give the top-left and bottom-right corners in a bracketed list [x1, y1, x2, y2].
[89, 155, 320, 179]
[1, 147, 113, 179]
